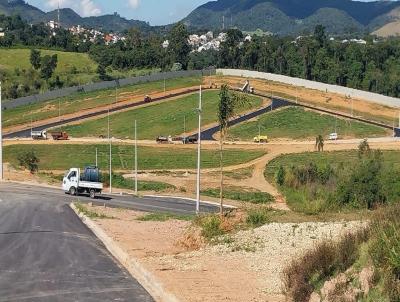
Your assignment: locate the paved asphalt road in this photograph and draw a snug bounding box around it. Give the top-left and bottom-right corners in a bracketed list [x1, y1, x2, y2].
[0, 182, 221, 301]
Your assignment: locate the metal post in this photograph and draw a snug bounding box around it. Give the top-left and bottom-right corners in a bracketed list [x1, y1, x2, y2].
[0, 82, 3, 181]
[196, 86, 202, 214]
[183, 115, 186, 144]
[134, 120, 138, 195]
[58, 99, 61, 121]
[108, 109, 112, 194]
[95, 148, 98, 167]
[164, 76, 166, 94]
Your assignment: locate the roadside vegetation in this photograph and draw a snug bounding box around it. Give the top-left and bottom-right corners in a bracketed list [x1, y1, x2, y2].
[266, 142, 400, 214]
[137, 213, 194, 222]
[284, 203, 400, 301]
[201, 187, 274, 204]
[74, 202, 114, 219]
[5, 144, 266, 171]
[102, 173, 175, 192]
[229, 107, 388, 140]
[58, 90, 262, 139]
[3, 76, 202, 128]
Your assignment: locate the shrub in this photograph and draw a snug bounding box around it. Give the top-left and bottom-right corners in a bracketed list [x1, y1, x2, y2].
[196, 215, 225, 240]
[370, 204, 400, 300]
[246, 208, 270, 227]
[17, 150, 39, 173]
[283, 228, 369, 302]
[275, 165, 286, 186]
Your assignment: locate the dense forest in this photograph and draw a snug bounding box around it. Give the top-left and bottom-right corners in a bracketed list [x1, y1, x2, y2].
[1, 14, 400, 99]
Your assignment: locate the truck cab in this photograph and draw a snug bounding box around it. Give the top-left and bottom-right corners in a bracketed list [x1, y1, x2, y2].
[63, 167, 103, 199]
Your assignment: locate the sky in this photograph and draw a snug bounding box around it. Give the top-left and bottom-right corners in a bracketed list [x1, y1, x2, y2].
[25, 0, 210, 25]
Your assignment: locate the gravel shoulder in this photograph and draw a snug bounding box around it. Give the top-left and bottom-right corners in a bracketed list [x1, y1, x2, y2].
[86, 205, 366, 302]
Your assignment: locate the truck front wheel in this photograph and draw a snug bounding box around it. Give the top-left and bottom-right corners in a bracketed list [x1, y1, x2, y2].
[69, 187, 77, 196]
[89, 189, 96, 199]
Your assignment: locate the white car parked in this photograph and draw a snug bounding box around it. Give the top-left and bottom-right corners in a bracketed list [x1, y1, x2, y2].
[329, 133, 338, 140]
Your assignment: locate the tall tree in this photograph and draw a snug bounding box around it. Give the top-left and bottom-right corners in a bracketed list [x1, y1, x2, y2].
[40, 54, 58, 81]
[168, 22, 190, 69]
[30, 49, 41, 70]
[315, 135, 324, 152]
[217, 85, 249, 214]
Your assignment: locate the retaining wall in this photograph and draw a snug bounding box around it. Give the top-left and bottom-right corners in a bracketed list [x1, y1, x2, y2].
[3, 69, 215, 110]
[217, 69, 400, 109]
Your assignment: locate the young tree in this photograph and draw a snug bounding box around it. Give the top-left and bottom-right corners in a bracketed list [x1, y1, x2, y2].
[358, 139, 371, 158]
[275, 165, 286, 186]
[315, 135, 324, 152]
[17, 151, 40, 173]
[218, 85, 249, 214]
[30, 49, 41, 70]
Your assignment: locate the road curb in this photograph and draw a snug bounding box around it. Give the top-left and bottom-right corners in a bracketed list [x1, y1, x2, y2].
[70, 203, 180, 302]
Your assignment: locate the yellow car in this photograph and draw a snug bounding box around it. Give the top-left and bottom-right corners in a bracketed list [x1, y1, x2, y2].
[254, 135, 268, 143]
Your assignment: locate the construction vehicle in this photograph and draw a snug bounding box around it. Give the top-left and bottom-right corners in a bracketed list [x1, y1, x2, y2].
[241, 80, 254, 94]
[156, 135, 172, 144]
[31, 130, 47, 140]
[254, 135, 268, 143]
[50, 131, 69, 140]
[182, 136, 198, 144]
[62, 166, 103, 199]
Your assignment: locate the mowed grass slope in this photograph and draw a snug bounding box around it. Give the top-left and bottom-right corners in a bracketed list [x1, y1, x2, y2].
[61, 91, 263, 139]
[4, 144, 266, 171]
[229, 107, 388, 140]
[3, 76, 202, 128]
[0, 49, 97, 74]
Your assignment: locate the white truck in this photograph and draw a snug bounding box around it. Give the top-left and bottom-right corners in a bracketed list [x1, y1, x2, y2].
[62, 166, 103, 199]
[31, 130, 48, 140]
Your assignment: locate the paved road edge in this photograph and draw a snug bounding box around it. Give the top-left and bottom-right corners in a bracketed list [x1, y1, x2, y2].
[69, 202, 180, 302]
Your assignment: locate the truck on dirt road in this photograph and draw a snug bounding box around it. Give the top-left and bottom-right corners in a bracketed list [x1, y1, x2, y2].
[62, 166, 103, 199]
[50, 131, 69, 140]
[31, 130, 47, 140]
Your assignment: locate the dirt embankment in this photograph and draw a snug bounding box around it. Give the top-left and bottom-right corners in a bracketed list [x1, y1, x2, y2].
[87, 205, 365, 302]
[207, 75, 399, 125]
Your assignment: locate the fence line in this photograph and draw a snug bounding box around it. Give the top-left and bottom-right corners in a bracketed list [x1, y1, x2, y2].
[217, 69, 400, 109]
[3, 69, 215, 110]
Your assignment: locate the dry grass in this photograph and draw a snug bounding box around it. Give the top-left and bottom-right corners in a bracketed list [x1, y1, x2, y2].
[283, 228, 370, 302]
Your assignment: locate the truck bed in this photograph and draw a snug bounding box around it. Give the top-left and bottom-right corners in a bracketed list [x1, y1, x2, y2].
[79, 181, 103, 190]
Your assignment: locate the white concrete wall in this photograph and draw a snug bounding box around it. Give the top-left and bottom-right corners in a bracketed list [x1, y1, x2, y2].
[217, 69, 400, 109]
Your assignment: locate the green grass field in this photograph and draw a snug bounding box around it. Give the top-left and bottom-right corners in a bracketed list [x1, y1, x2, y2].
[4, 144, 266, 171]
[59, 91, 263, 139]
[229, 107, 388, 140]
[0, 49, 97, 75]
[3, 76, 202, 128]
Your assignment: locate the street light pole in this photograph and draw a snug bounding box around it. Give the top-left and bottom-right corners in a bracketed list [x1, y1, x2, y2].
[134, 120, 138, 195]
[108, 108, 112, 194]
[0, 82, 3, 181]
[195, 86, 202, 214]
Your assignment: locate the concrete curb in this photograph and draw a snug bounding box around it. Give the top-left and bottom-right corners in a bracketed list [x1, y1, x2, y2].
[70, 203, 180, 302]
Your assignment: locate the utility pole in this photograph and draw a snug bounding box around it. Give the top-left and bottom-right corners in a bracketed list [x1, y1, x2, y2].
[196, 86, 202, 214]
[0, 82, 3, 181]
[134, 120, 138, 195]
[57, 0, 60, 28]
[108, 108, 112, 194]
